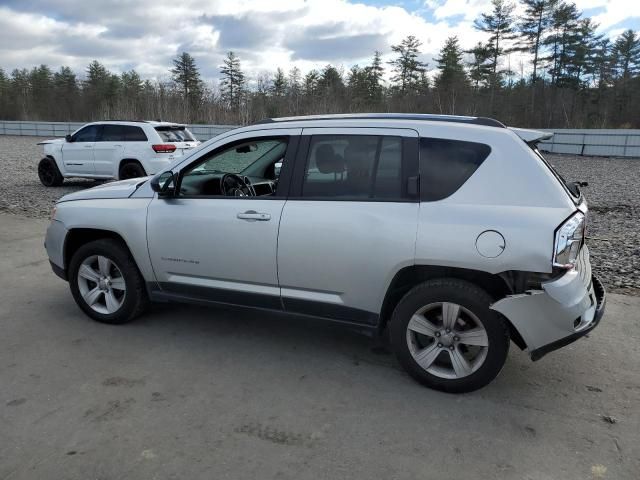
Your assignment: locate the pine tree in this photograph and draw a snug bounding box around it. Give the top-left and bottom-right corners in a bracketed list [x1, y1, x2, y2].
[388, 36, 427, 94]
[467, 42, 493, 88]
[517, 0, 558, 84]
[219, 51, 245, 109]
[612, 30, 640, 79]
[365, 51, 384, 100]
[435, 36, 469, 113]
[170, 52, 203, 120]
[53, 66, 77, 121]
[543, 2, 580, 86]
[271, 68, 287, 97]
[474, 0, 517, 79]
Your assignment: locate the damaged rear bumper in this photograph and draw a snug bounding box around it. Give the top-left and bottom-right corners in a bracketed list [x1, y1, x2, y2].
[491, 249, 606, 361]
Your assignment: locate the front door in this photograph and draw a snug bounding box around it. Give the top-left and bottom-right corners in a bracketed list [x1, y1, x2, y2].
[146, 129, 301, 309]
[61, 124, 100, 175]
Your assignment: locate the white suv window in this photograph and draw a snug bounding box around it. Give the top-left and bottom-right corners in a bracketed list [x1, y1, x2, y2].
[100, 125, 148, 142]
[72, 125, 100, 142]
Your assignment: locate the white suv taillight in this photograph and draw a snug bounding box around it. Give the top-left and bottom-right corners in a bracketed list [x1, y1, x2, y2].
[553, 212, 585, 269]
[152, 144, 177, 153]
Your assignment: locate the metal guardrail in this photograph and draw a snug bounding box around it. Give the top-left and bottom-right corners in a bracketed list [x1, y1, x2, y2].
[538, 129, 640, 157]
[1, 121, 639, 157]
[0, 121, 238, 141]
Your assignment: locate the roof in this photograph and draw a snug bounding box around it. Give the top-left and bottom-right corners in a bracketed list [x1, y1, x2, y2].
[255, 113, 506, 128]
[86, 120, 187, 127]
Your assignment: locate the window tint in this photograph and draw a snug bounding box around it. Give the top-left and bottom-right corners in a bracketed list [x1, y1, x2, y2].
[155, 127, 196, 142]
[73, 125, 100, 142]
[100, 125, 148, 142]
[122, 125, 147, 141]
[420, 138, 491, 201]
[301, 135, 404, 200]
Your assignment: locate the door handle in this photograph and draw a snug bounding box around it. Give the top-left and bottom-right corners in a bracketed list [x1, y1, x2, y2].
[237, 210, 271, 221]
[84, 145, 92, 148]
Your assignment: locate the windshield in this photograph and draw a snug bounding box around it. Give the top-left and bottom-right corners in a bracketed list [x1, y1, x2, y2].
[155, 127, 196, 142]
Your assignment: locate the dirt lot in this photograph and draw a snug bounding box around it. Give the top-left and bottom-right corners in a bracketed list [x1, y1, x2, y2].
[0, 134, 638, 293]
[1, 213, 639, 479]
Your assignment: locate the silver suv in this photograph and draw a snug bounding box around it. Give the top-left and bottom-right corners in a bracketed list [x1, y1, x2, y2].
[44, 114, 605, 392]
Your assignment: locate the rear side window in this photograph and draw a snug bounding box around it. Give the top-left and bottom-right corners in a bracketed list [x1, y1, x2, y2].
[101, 125, 148, 142]
[420, 138, 491, 201]
[155, 127, 196, 142]
[301, 135, 406, 200]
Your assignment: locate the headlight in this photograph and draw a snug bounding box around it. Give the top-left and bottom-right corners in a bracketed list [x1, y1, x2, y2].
[50, 206, 57, 220]
[553, 212, 585, 269]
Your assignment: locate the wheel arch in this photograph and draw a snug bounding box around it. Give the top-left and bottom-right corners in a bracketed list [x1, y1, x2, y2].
[118, 158, 147, 178]
[378, 264, 527, 350]
[64, 228, 135, 272]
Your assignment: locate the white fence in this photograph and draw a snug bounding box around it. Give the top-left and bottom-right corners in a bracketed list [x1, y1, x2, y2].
[0, 121, 237, 141]
[538, 129, 640, 157]
[1, 121, 639, 157]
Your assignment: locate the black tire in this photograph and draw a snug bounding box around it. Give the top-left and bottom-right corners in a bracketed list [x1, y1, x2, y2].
[119, 161, 146, 180]
[38, 157, 64, 186]
[389, 278, 510, 393]
[68, 239, 148, 324]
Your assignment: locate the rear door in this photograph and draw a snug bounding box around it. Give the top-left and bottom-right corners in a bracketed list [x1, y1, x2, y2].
[93, 125, 127, 176]
[277, 127, 420, 325]
[61, 124, 101, 174]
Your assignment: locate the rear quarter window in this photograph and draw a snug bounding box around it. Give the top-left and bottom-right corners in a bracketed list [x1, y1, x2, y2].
[155, 127, 195, 142]
[420, 138, 491, 201]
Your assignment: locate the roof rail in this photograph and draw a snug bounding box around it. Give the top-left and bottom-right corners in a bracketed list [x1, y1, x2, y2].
[103, 119, 149, 123]
[254, 113, 505, 128]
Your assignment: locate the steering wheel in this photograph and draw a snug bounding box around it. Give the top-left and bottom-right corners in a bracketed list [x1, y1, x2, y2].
[220, 173, 255, 197]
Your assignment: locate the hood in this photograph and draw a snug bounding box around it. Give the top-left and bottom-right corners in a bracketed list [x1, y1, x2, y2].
[58, 177, 150, 203]
[509, 127, 553, 143]
[37, 138, 66, 145]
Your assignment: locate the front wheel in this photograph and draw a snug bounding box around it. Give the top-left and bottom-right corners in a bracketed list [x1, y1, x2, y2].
[68, 239, 148, 324]
[38, 157, 63, 186]
[389, 278, 510, 393]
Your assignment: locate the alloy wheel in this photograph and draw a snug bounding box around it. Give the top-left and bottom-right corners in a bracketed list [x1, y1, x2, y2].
[406, 302, 489, 379]
[77, 255, 126, 314]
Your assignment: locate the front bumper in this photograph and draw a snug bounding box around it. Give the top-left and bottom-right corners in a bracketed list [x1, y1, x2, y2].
[44, 219, 68, 280]
[491, 248, 605, 360]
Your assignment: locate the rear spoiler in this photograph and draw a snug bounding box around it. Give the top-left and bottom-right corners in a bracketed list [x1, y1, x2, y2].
[509, 127, 553, 144]
[155, 125, 186, 131]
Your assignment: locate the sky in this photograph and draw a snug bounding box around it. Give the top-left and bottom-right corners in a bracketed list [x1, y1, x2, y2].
[0, 0, 639, 84]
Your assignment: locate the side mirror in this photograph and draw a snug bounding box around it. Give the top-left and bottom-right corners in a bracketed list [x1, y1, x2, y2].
[150, 171, 176, 197]
[65, 134, 72, 142]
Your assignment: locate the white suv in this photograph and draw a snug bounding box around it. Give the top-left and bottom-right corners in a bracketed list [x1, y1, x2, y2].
[37, 120, 199, 186]
[44, 114, 605, 392]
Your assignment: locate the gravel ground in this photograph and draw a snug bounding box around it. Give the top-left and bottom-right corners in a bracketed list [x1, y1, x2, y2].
[0, 134, 638, 293]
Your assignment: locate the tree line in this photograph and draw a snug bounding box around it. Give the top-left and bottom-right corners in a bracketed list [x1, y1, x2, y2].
[0, 0, 639, 128]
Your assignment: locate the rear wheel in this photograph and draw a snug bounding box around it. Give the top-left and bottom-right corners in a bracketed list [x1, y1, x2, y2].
[119, 161, 146, 180]
[389, 278, 510, 393]
[68, 239, 148, 324]
[38, 157, 63, 186]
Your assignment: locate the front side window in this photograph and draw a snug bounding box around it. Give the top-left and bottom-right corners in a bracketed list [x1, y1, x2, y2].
[420, 138, 491, 201]
[178, 137, 289, 197]
[301, 135, 405, 200]
[72, 125, 100, 142]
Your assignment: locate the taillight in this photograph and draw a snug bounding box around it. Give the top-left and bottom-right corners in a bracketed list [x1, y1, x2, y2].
[553, 212, 585, 269]
[152, 144, 176, 153]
